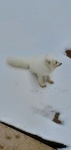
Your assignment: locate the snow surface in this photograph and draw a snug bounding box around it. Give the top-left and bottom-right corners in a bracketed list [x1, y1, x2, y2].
[0, 0, 71, 149]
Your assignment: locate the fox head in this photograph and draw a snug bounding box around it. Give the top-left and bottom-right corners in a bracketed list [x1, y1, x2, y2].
[45, 55, 62, 71]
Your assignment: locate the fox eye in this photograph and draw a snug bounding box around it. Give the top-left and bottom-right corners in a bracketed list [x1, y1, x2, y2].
[45, 59, 50, 64]
[55, 61, 58, 64]
[47, 60, 50, 64]
[48, 61, 50, 64]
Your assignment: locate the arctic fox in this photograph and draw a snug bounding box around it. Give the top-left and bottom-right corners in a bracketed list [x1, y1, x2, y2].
[7, 55, 62, 87]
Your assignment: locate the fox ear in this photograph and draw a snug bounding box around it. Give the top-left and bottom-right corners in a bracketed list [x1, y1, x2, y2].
[45, 58, 50, 64]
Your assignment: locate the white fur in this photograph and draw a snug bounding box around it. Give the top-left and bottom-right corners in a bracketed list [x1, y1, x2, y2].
[7, 55, 62, 87]
[7, 58, 30, 69]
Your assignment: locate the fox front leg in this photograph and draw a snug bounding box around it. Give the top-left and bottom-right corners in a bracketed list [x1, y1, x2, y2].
[47, 76, 54, 84]
[43, 76, 54, 84]
[37, 75, 46, 87]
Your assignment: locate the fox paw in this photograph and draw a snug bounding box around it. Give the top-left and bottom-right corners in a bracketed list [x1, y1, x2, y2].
[39, 83, 46, 87]
[48, 80, 54, 84]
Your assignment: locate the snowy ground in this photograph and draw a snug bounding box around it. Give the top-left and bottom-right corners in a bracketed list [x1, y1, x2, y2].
[0, 0, 71, 149]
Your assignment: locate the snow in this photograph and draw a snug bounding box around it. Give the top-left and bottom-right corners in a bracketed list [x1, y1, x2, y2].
[0, 0, 71, 149]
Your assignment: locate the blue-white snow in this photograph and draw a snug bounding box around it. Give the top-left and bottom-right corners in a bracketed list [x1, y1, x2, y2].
[0, 1, 71, 149]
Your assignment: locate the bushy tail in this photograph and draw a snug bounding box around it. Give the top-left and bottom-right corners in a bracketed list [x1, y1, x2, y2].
[7, 57, 29, 69]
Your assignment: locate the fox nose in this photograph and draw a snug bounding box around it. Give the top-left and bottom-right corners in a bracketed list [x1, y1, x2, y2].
[59, 63, 62, 66]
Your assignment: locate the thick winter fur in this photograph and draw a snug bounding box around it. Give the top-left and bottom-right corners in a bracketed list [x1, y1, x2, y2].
[7, 55, 62, 87]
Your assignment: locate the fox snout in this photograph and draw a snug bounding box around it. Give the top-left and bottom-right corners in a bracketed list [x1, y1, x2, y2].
[58, 63, 62, 66]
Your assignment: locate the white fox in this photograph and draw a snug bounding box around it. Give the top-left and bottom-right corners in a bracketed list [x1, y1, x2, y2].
[7, 55, 62, 87]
